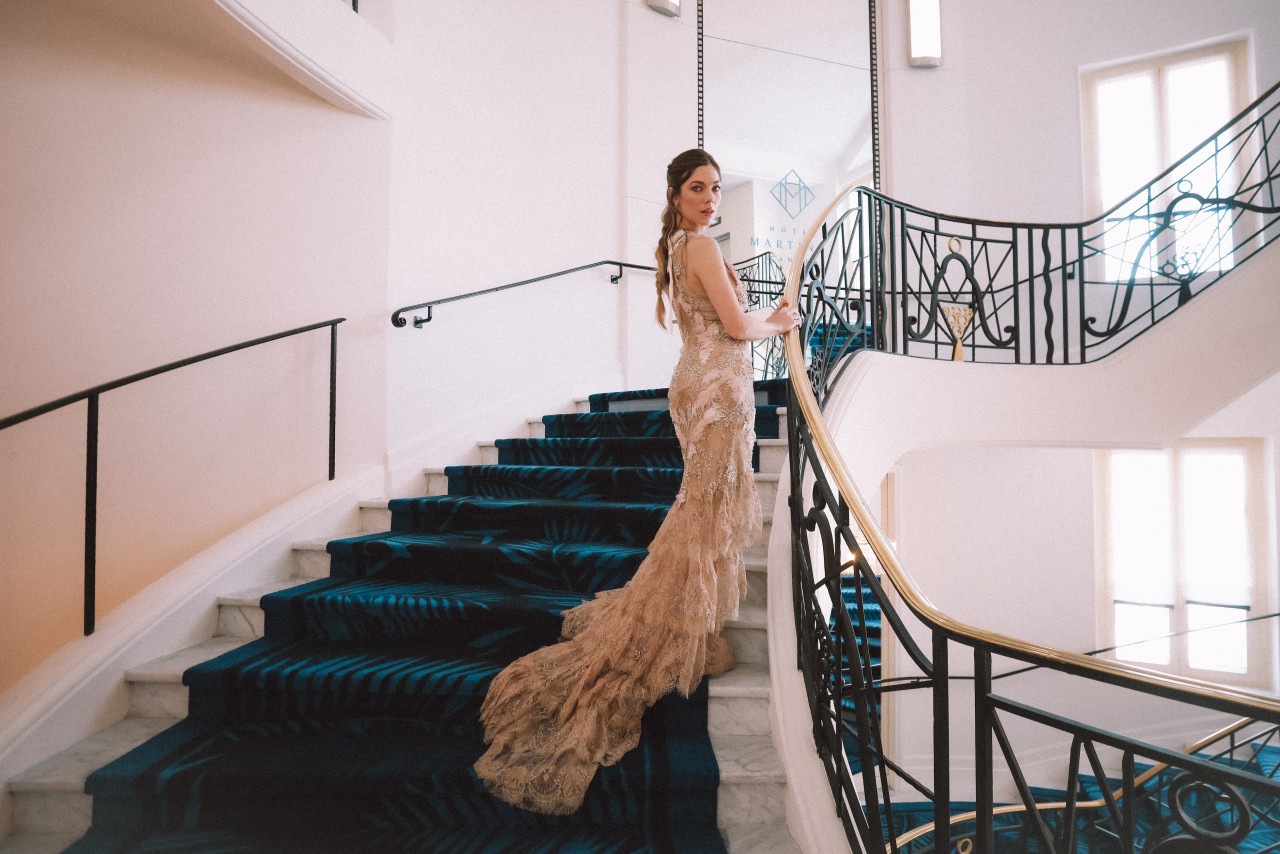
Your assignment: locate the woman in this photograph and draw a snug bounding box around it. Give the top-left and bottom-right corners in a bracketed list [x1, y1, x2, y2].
[473, 149, 801, 815]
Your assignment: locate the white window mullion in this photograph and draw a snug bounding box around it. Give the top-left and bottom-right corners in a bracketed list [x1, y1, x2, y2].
[1170, 445, 1190, 673]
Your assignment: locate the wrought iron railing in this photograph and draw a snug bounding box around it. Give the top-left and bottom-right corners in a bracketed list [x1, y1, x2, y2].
[0, 319, 345, 636]
[734, 251, 788, 380]
[783, 77, 1280, 854]
[796, 77, 1280, 392]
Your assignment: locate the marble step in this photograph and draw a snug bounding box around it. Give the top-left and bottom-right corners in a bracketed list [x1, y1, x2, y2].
[347, 501, 772, 560]
[722, 823, 804, 854]
[525, 408, 788, 440]
[708, 663, 771, 737]
[240, 553, 768, 639]
[123, 636, 247, 718]
[423, 467, 780, 510]
[479, 436, 789, 472]
[724, 602, 768, 665]
[574, 385, 784, 414]
[215, 578, 312, 637]
[4, 716, 179, 840]
[711, 734, 788, 827]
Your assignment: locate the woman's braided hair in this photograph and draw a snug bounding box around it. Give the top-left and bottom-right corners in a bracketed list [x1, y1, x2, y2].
[653, 148, 720, 328]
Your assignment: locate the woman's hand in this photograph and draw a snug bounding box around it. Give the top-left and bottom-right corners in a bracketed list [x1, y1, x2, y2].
[767, 299, 801, 335]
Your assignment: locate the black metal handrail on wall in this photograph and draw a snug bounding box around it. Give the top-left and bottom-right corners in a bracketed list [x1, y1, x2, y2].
[783, 77, 1280, 854]
[0, 319, 345, 636]
[391, 261, 654, 329]
[394, 257, 791, 383]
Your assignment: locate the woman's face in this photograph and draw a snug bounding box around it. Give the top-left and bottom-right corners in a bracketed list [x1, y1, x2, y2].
[673, 165, 722, 232]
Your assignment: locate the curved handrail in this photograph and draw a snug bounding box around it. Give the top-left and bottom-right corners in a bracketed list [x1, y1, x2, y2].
[781, 185, 1280, 718]
[391, 260, 654, 329]
[781, 170, 1280, 851]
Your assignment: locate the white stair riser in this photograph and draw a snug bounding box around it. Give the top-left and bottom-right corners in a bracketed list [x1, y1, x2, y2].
[359, 504, 392, 533]
[744, 518, 772, 562]
[128, 682, 188, 719]
[758, 442, 787, 474]
[744, 570, 766, 608]
[755, 479, 778, 511]
[723, 626, 767, 665]
[9, 792, 90, 836]
[717, 781, 788, 826]
[294, 545, 331, 579]
[218, 604, 265, 638]
[708, 696, 771, 737]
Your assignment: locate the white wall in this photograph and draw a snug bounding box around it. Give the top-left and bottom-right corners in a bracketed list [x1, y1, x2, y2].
[880, 0, 1280, 222]
[383, 0, 692, 492]
[895, 446, 1096, 652]
[0, 0, 391, 695]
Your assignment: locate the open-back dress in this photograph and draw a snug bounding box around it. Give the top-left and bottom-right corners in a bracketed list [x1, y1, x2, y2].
[473, 229, 762, 815]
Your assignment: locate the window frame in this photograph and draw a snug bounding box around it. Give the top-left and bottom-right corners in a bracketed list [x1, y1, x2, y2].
[1094, 439, 1273, 690]
[1080, 38, 1251, 297]
[1081, 38, 1251, 221]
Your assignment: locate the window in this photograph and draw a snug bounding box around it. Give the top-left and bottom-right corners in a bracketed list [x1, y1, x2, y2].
[1095, 441, 1271, 687]
[1081, 40, 1249, 282]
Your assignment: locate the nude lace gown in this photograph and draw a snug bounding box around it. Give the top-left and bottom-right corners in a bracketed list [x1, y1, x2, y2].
[473, 229, 763, 815]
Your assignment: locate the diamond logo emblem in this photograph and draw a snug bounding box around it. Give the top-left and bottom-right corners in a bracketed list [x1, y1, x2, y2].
[770, 170, 814, 219]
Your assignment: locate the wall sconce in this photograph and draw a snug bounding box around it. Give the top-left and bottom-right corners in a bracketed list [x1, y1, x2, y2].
[647, 0, 680, 16]
[909, 0, 942, 67]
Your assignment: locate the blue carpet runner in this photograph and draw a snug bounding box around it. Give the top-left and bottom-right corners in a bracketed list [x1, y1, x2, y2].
[68, 379, 788, 854]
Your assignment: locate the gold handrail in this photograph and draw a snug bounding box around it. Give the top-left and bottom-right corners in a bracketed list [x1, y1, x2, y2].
[780, 181, 1280, 716]
[886, 717, 1263, 849]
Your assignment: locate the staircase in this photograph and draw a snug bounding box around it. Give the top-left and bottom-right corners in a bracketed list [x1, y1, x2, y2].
[2, 381, 802, 853]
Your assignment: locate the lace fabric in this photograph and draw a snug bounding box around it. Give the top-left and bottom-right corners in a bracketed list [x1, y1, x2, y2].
[473, 229, 762, 815]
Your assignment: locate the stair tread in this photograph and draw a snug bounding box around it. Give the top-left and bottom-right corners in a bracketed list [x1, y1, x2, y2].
[9, 717, 180, 790]
[69, 382, 789, 852]
[268, 576, 590, 613]
[443, 462, 779, 483]
[125, 636, 248, 682]
[707, 663, 770, 698]
[709, 734, 786, 782]
[721, 823, 803, 852]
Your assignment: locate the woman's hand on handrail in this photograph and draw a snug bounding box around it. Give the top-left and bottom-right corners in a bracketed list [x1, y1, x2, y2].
[685, 234, 800, 340]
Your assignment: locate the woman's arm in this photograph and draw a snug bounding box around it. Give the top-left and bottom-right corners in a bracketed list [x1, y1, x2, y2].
[685, 235, 800, 341]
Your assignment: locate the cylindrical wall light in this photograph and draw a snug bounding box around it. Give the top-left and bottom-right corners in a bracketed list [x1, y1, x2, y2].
[647, 0, 681, 16]
[909, 0, 942, 67]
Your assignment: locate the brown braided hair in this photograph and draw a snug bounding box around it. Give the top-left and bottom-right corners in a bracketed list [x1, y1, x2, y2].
[653, 148, 721, 328]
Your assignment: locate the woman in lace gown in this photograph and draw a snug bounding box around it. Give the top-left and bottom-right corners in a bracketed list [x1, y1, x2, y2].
[474, 149, 801, 815]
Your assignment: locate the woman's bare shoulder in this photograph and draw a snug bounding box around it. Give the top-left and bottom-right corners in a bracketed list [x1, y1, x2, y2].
[683, 233, 723, 268]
